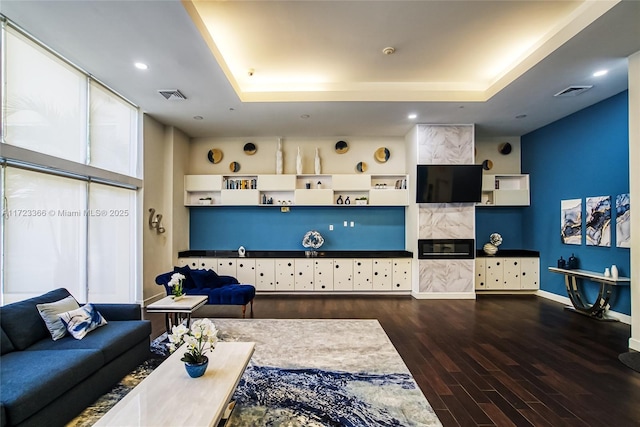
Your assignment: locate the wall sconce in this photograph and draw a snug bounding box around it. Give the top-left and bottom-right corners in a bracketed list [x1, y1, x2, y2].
[148, 208, 165, 233]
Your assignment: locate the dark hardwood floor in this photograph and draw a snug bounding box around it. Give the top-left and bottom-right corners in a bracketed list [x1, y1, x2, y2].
[144, 295, 640, 426]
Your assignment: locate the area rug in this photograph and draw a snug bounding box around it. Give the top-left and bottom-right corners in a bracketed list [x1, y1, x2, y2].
[69, 319, 441, 427]
[619, 351, 640, 373]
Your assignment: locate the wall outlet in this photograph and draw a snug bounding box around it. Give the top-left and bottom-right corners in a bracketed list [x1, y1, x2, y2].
[350, 221, 354, 227]
[344, 221, 348, 227]
[329, 224, 334, 231]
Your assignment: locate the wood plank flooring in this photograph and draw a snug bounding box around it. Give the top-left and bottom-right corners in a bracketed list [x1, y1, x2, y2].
[144, 295, 640, 426]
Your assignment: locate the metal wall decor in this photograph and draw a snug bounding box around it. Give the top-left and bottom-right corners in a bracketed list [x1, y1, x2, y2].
[356, 161, 367, 173]
[243, 142, 257, 155]
[374, 147, 390, 163]
[229, 161, 240, 172]
[498, 142, 512, 155]
[335, 140, 349, 154]
[207, 148, 223, 164]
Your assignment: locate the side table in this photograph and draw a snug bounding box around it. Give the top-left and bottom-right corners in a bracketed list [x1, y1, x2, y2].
[147, 295, 208, 333]
[548, 267, 630, 321]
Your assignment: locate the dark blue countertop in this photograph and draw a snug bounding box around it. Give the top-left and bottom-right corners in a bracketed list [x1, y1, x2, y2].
[475, 249, 539, 257]
[179, 250, 413, 259]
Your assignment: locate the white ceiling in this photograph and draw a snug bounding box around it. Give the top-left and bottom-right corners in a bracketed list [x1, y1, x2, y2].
[1, 0, 639, 139]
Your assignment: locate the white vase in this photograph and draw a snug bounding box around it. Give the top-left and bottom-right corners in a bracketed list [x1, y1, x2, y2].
[611, 265, 619, 279]
[276, 138, 283, 174]
[314, 147, 321, 174]
[296, 146, 303, 175]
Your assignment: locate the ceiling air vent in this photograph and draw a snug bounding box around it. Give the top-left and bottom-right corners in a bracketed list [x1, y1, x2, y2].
[158, 89, 187, 100]
[554, 85, 593, 97]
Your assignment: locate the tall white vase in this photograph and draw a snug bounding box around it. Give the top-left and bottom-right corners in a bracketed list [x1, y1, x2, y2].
[276, 138, 283, 174]
[611, 265, 619, 279]
[314, 147, 321, 174]
[296, 147, 303, 175]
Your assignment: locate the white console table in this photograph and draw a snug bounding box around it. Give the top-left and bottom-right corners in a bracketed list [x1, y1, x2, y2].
[548, 267, 630, 321]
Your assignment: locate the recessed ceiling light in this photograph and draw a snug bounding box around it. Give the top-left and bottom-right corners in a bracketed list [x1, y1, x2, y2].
[193, 116, 204, 120]
[515, 114, 527, 119]
[408, 113, 417, 119]
[593, 69, 608, 77]
[134, 62, 148, 70]
[300, 114, 310, 119]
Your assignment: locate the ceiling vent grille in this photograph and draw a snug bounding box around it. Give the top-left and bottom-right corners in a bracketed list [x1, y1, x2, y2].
[158, 89, 187, 100]
[554, 85, 593, 97]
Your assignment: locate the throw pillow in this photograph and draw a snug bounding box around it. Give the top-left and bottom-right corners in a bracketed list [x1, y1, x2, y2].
[59, 303, 107, 340]
[189, 268, 220, 289]
[36, 295, 80, 341]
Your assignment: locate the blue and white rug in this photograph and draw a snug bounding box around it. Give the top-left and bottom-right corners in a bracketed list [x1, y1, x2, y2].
[215, 319, 441, 427]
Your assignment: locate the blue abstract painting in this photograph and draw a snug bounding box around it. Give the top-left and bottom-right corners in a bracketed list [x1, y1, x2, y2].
[561, 199, 582, 245]
[586, 196, 611, 247]
[616, 193, 630, 248]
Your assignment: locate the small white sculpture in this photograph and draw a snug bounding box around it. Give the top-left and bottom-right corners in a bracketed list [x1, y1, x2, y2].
[314, 147, 321, 174]
[296, 146, 303, 175]
[276, 138, 283, 174]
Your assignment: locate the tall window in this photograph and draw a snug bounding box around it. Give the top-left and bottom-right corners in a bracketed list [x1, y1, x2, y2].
[1, 20, 141, 304]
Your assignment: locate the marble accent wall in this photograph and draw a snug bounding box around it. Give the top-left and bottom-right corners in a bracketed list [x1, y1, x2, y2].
[415, 124, 475, 295]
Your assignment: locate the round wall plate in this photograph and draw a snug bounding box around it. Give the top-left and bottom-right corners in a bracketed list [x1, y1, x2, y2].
[498, 142, 512, 155]
[335, 140, 349, 154]
[356, 161, 367, 173]
[243, 142, 257, 155]
[229, 161, 240, 172]
[482, 159, 493, 170]
[207, 148, 223, 164]
[374, 147, 390, 163]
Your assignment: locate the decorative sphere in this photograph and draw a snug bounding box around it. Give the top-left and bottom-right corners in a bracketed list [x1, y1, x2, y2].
[483, 243, 498, 255]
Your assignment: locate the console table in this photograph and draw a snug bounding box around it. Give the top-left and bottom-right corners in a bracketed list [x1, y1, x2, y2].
[548, 267, 630, 321]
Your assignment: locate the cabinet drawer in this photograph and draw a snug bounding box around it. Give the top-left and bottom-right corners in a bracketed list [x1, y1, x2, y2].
[333, 174, 370, 191]
[369, 189, 408, 206]
[221, 190, 260, 205]
[257, 175, 296, 191]
[294, 189, 333, 205]
[185, 175, 222, 191]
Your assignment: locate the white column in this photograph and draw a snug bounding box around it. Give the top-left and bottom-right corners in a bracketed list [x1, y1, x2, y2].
[629, 51, 640, 351]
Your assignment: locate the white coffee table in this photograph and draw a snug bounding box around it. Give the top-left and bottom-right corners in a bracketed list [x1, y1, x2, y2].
[94, 341, 255, 427]
[147, 295, 208, 334]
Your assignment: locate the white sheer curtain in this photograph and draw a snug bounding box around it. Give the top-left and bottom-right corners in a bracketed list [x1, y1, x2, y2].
[4, 28, 88, 163]
[87, 183, 136, 302]
[3, 168, 87, 303]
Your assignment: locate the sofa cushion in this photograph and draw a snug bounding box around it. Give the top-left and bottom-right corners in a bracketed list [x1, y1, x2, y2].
[26, 320, 151, 364]
[36, 295, 80, 341]
[189, 268, 220, 289]
[0, 288, 72, 350]
[0, 349, 103, 426]
[60, 303, 108, 340]
[191, 284, 255, 305]
[1, 328, 14, 355]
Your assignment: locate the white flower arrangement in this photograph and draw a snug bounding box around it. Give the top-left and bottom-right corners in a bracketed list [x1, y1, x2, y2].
[489, 233, 503, 247]
[302, 230, 324, 249]
[167, 318, 218, 364]
[168, 272, 185, 297]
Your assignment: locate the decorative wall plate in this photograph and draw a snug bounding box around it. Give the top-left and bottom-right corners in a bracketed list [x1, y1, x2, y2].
[229, 161, 240, 172]
[374, 147, 390, 163]
[207, 148, 223, 164]
[498, 142, 512, 155]
[243, 142, 257, 155]
[356, 161, 367, 173]
[482, 159, 493, 170]
[335, 140, 349, 154]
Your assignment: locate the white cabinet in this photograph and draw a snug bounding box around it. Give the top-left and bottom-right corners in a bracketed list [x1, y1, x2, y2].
[275, 259, 295, 291]
[184, 175, 223, 205]
[392, 259, 412, 291]
[480, 174, 529, 206]
[353, 259, 373, 291]
[314, 259, 334, 291]
[236, 259, 256, 285]
[217, 259, 237, 277]
[295, 259, 315, 291]
[520, 258, 540, 290]
[333, 259, 353, 291]
[372, 259, 393, 291]
[294, 189, 334, 205]
[255, 259, 275, 291]
[476, 256, 539, 291]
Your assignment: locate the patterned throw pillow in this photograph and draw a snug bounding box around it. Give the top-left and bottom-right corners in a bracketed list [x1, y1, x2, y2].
[59, 303, 108, 340]
[37, 295, 80, 341]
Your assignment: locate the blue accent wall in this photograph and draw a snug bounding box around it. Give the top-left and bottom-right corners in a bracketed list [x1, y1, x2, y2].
[521, 91, 630, 315]
[189, 206, 406, 251]
[476, 207, 524, 249]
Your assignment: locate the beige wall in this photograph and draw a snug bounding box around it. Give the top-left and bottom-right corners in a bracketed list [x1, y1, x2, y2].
[629, 51, 640, 351]
[141, 116, 190, 305]
[188, 136, 407, 175]
[475, 137, 521, 174]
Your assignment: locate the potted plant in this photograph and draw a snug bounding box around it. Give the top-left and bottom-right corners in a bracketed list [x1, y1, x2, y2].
[355, 196, 368, 205]
[199, 197, 213, 205]
[168, 272, 185, 300]
[167, 318, 219, 378]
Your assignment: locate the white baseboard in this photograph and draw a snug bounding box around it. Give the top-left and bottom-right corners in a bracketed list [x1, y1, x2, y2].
[629, 338, 640, 352]
[411, 291, 476, 300]
[536, 290, 631, 325]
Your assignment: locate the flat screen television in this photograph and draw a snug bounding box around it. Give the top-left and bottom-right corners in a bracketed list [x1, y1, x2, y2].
[416, 164, 483, 203]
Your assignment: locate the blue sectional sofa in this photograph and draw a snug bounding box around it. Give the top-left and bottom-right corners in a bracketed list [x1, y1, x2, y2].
[156, 265, 255, 317]
[0, 288, 152, 427]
